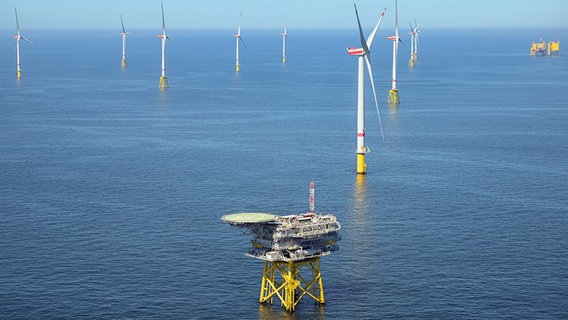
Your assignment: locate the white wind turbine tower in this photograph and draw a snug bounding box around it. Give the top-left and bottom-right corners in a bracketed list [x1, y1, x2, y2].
[234, 11, 245, 72]
[13, 8, 32, 79]
[120, 15, 132, 68]
[347, 4, 386, 174]
[282, 15, 288, 63]
[387, 0, 402, 104]
[158, 1, 174, 88]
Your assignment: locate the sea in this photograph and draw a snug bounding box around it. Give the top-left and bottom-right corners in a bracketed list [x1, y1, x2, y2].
[0, 28, 567, 319]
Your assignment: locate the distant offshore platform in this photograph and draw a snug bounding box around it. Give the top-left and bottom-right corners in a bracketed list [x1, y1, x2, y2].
[530, 36, 560, 56]
[221, 180, 341, 312]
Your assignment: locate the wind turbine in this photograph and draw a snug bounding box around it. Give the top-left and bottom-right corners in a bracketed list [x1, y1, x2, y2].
[413, 21, 420, 60]
[13, 8, 32, 79]
[234, 11, 245, 72]
[282, 15, 288, 63]
[387, 0, 402, 104]
[120, 15, 132, 68]
[408, 22, 418, 67]
[347, 4, 386, 174]
[157, 1, 174, 88]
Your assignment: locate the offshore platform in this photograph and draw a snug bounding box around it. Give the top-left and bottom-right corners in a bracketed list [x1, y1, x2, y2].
[531, 36, 560, 56]
[221, 180, 341, 312]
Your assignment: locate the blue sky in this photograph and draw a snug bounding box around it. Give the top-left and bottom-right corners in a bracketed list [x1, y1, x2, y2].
[1, 0, 567, 31]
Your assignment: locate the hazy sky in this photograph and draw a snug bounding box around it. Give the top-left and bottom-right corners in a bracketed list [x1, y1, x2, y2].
[1, 0, 567, 31]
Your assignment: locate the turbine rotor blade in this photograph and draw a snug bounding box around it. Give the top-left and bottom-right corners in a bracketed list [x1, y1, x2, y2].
[161, 1, 166, 34]
[239, 36, 248, 49]
[354, 4, 369, 54]
[366, 7, 386, 50]
[364, 55, 384, 141]
[395, 0, 399, 36]
[15, 8, 20, 33]
[21, 36, 34, 44]
[120, 14, 126, 34]
[237, 10, 243, 36]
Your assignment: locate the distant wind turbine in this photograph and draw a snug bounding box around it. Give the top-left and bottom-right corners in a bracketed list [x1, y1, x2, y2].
[13, 8, 33, 79]
[413, 20, 420, 60]
[120, 15, 132, 68]
[157, 1, 175, 88]
[347, 4, 386, 174]
[234, 11, 246, 72]
[408, 22, 418, 67]
[282, 15, 288, 63]
[387, 0, 402, 104]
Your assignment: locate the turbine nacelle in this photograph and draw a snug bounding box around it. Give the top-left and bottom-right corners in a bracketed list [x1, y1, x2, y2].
[347, 47, 365, 56]
[388, 35, 407, 48]
[157, 34, 175, 42]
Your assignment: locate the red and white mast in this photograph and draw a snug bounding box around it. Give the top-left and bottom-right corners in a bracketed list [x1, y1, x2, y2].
[309, 179, 315, 213]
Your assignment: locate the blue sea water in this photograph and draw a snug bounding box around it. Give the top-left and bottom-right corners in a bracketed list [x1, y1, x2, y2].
[0, 28, 567, 319]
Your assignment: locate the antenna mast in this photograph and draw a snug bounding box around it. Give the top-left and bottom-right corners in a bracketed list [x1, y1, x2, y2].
[309, 179, 315, 213]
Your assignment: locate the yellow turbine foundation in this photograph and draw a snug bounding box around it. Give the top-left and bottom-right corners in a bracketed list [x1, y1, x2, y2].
[388, 89, 399, 104]
[236, 64, 240, 72]
[259, 257, 325, 312]
[17, 70, 21, 79]
[409, 59, 415, 68]
[357, 153, 367, 174]
[121, 59, 127, 68]
[159, 76, 168, 89]
[282, 57, 286, 63]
